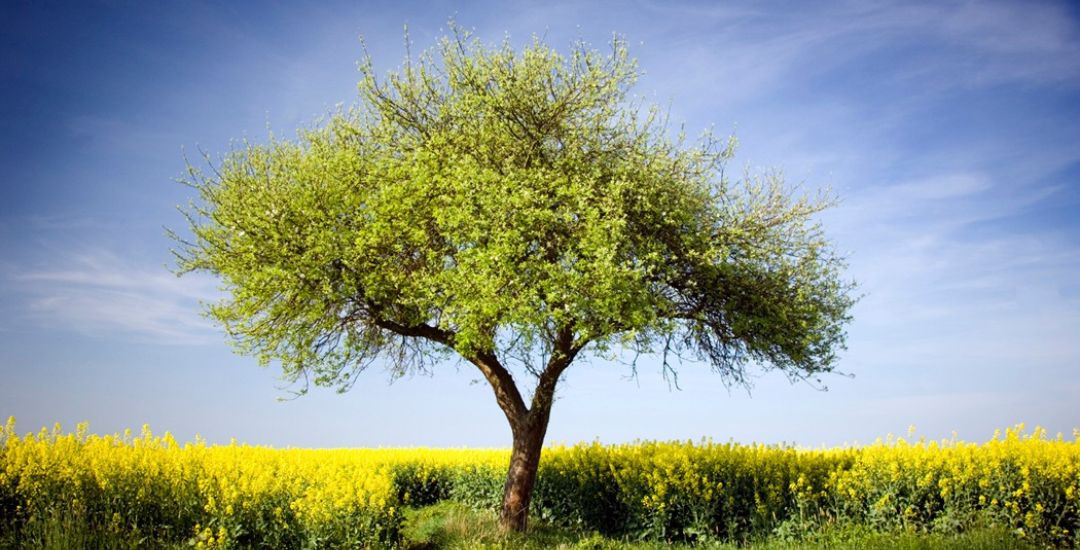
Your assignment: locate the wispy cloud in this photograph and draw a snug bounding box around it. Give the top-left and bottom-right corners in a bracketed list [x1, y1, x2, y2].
[635, 0, 1080, 113]
[5, 250, 221, 345]
[833, 166, 1080, 372]
[895, 0, 1080, 87]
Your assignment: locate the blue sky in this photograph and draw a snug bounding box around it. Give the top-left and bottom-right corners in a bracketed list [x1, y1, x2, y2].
[2, 0, 1078, 449]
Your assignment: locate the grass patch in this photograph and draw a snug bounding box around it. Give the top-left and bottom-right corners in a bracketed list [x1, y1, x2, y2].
[1, 501, 1047, 550]
[0, 506, 180, 550]
[400, 502, 1044, 550]
[744, 526, 1043, 550]
[401, 501, 591, 549]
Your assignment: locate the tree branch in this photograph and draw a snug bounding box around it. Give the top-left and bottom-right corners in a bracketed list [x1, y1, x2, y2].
[531, 325, 583, 415]
[470, 351, 529, 430]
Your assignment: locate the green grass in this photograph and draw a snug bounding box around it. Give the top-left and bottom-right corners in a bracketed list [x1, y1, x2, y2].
[0, 501, 1048, 550]
[734, 527, 1042, 550]
[400, 502, 1044, 550]
[0, 506, 178, 550]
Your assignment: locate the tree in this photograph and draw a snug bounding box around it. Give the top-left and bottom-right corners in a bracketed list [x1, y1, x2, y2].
[173, 25, 857, 532]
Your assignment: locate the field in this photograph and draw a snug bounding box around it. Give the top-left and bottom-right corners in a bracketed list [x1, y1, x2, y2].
[1, 418, 1078, 549]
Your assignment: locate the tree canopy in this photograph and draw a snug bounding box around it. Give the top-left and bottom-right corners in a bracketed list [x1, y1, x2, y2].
[174, 25, 857, 531]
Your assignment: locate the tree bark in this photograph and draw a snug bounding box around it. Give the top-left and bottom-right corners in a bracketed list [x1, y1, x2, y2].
[498, 409, 551, 532]
[469, 327, 579, 532]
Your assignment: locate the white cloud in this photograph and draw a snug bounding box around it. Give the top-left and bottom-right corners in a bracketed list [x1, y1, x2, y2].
[825, 0, 1080, 87]
[889, 174, 992, 200]
[834, 174, 1080, 375]
[7, 250, 221, 345]
[636, 0, 1080, 112]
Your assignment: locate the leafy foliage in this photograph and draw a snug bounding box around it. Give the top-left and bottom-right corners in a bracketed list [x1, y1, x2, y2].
[173, 24, 855, 395]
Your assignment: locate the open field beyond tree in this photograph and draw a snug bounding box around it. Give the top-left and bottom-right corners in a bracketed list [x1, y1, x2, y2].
[2, 420, 1077, 548]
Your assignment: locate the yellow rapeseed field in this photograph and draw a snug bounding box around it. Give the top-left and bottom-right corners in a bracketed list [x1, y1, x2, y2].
[2, 418, 1078, 548]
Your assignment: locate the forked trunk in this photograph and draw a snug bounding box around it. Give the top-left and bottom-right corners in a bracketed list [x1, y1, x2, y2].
[498, 414, 549, 532]
[470, 334, 577, 533]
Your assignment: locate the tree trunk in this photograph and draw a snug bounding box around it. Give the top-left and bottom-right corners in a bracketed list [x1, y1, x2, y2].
[467, 333, 578, 533]
[498, 411, 550, 532]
